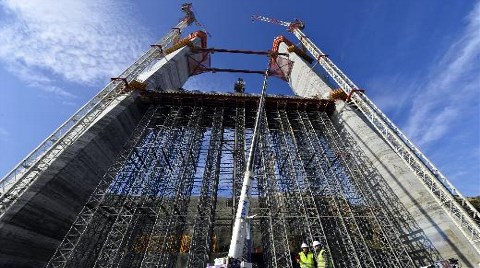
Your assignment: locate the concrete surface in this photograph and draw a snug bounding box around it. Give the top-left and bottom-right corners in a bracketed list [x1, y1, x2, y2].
[0, 38, 200, 267]
[279, 40, 480, 266]
[0, 95, 148, 267]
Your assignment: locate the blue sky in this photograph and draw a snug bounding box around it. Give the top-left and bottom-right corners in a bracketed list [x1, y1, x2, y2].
[0, 0, 479, 196]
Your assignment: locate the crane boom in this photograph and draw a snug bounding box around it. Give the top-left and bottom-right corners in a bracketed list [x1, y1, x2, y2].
[252, 15, 480, 255]
[252, 15, 291, 27]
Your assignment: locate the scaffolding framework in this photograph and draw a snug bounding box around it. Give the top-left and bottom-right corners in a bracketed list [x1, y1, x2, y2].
[0, 5, 477, 268]
[46, 92, 441, 268]
[251, 15, 480, 253]
[0, 5, 194, 219]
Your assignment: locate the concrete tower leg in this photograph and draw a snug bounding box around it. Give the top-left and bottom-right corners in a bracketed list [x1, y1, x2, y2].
[278, 41, 480, 267]
[0, 36, 203, 267]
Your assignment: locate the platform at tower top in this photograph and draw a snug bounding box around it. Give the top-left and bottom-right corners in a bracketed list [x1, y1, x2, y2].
[140, 90, 335, 114]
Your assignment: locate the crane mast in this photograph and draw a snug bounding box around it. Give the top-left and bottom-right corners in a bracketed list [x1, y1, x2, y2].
[39, 5, 200, 267]
[228, 70, 268, 259]
[0, 4, 197, 219]
[252, 14, 480, 255]
[211, 71, 269, 268]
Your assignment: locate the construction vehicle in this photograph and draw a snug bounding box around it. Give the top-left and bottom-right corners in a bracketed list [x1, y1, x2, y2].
[206, 70, 269, 268]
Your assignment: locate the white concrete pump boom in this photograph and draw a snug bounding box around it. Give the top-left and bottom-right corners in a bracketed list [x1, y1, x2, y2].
[252, 14, 480, 255]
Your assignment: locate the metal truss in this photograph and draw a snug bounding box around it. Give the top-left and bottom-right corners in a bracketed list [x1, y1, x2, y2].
[187, 107, 224, 267]
[271, 108, 334, 258]
[0, 9, 191, 220]
[138, 106, 205, 268]
[289, 27, 480, 254]
[310, 112, 415, 267]
[276, 107, 380, 267]
[46, 105, 160, 267]
[257, 111, 294, 268]
[45, 93, 441, 267]
[318, 111, 442, 266]
[288, 109, 361, 267]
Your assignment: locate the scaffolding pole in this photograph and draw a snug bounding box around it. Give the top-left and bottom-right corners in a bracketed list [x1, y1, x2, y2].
[187, 107, 224, 267]
[0, 5, 196, 220]
[46, 93, 443, 267]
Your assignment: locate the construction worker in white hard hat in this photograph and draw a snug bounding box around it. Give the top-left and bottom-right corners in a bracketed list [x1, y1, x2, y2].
[313, 240, 332, 268]
[296, 242, 315, 268]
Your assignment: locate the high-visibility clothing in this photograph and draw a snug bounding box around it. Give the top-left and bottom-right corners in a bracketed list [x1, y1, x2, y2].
[298, 251, 315, 268]
[317, 249, 334, 268]
[317, 249, 326, 268]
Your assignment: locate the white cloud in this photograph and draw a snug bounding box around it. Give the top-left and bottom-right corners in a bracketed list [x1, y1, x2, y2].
[405, 2, 480, 146]
[5, 61, 76, 98]
[365, 74, 414, 117]
[0, 0, 150, 97]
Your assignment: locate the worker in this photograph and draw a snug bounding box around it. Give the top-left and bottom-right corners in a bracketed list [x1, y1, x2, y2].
[313, 240, 331, 268]
[297, 242, 315, 268]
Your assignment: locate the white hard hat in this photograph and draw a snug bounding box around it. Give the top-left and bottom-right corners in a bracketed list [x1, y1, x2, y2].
[312, 241, 321, 247]
[301, 243, 309, 248]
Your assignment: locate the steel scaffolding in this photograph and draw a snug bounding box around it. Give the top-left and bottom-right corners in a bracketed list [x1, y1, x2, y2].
[252, 15, 480, 254]
[47, 92, 441, 267]
[0, 5, 196, 220]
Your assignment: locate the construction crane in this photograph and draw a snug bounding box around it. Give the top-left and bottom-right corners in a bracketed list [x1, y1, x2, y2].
[0, 3, 199, 221]
[208, 71, 269, 268]
[252, 14, 480, 256]
[40, 5, 202, 268]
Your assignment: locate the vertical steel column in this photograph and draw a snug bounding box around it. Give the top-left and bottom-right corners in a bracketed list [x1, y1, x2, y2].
[91, 106, 189, 267]
[257, 109, 293, 268]
[332, 115, 441, 265]
[118, 106, 199, 267]
[140, 105, 205, 267]
[291, 109, 361, 267]
[318, 112, 436, 266]
[312, 112, 414, 267]
[276, 107, 336, 265]
[269, 106, 319, 254]
[46, 105, 160, 267]
[187, 107, 225, 267]
[297, 110, 378, 267]
[82, 105, 183, 267]
[92, 105, 203, 267]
